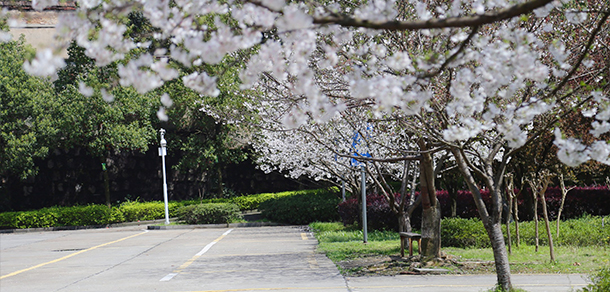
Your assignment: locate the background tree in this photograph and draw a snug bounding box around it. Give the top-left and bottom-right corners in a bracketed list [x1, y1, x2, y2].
[0, 37, 59, 180]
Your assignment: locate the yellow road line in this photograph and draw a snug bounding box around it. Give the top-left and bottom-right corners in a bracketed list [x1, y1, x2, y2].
[300, 233, 308, 240]
[0, 231, 147, 280]
[180, 287, 345, 292]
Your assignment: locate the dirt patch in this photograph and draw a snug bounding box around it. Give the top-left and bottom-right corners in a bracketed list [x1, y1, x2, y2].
[337, 253, 495, 276]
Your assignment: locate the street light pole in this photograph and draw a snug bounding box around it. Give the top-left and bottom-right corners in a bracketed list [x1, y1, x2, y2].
[159, 129, 170, 225]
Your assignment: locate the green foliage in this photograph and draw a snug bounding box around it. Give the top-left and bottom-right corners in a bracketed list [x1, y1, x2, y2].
[259, 188, 341, 225]
[54, 205, 114, 226]
[176, 203, 241, 224]
[442, 218, 491, 248]
[0, 37, 60, 179]
[441, 215, 610, 248]
[116, 200, 185, 222]
[0, 205, 115, 229]
[581, 266, 610, 292]
[231, 192, 281, 210]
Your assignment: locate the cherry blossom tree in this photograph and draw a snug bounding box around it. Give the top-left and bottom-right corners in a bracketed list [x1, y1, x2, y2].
[2, 0, 609, 290]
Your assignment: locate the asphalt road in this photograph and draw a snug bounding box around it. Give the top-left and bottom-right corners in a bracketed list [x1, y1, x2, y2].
[1, 226, 590, 292]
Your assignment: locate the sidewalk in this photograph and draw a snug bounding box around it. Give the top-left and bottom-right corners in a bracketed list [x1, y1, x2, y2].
[345, 274, 589, 292]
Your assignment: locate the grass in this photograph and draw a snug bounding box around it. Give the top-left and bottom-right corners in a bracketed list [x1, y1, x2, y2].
[445, 245, 609, 274]
[310, 222, 609, 275]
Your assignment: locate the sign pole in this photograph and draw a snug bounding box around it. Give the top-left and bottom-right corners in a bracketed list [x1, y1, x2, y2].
[361, 164, 368, 243]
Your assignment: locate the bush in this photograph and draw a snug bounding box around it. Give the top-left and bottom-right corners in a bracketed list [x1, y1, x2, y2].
[13, 209, 58, 228]
[55, 205, 114, 226]
[338, 194, 422, 231]
[441, 215, 610, 248]
[441, 217, 491, 248]
[581, 266, 610, 292]
[176, 203, 241, 224]
[231, 192, 279, 211]
[259, 188, 341, 225]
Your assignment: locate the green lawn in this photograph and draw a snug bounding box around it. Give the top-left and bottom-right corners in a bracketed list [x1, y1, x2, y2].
[310, 222, 609, 275]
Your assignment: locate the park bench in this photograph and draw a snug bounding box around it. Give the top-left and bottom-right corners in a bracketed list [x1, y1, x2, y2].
[399, 232, 422, 257]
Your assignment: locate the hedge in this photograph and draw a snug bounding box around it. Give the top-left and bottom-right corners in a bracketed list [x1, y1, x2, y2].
[0, 188, 338, 229]
[176, 203, 242, 224]
[259, 188, 341, 225]
[338, 186, 610, 232]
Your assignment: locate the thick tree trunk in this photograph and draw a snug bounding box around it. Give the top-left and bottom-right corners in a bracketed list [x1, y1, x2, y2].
[421, 199, 441, 258]
[419, 141, 441, 259]
[398, 211, 411, 233]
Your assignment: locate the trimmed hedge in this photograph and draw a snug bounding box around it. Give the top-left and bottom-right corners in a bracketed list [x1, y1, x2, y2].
[259, 188, 341, 225]
[0, 188, 339, 229]
[0, 205, 116, 229]
[176, 203, 242, 224]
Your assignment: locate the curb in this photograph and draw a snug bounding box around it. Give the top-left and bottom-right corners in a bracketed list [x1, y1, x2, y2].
[147, 222, 285, 230]
[0, 219, 285, 233]
[0, 218, 177, 234]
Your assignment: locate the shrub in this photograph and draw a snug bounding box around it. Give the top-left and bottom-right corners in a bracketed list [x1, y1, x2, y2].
[441, 217, 491, 248]
[13, 209, 58, 228]
[231, 192, 279, 211]
[259, 188, 341, 225]
[176, 203, 241, 224]
[338, 194, 422, 231]
[581, 266, 610, 292]
[55, 205, 113, 226]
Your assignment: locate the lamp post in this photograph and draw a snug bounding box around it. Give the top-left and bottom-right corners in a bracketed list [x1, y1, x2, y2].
[159, 129, 170, 225]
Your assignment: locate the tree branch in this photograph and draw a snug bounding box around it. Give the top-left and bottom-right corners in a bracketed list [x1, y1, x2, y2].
[312, 0, 552, 30]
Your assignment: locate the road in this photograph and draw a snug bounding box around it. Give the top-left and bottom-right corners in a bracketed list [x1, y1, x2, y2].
[1, 226, 590, 292]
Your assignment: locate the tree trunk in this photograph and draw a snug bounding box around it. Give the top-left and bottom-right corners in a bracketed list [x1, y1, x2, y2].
[452, 148, 512, 291]
[506, 193, 513, 254]
[101, 157, 111, 209]
[485, 220, 513, 291]
[398, 210, 411, 233]
[540, 190, 555, 262]
[513, 198, 520, 247]
[533, 189, 539, 252]
[421, 198, 441, 258]
[557, 175, 572, 238]
[217, 164, 224, 197]
[419, 141, 441, 259]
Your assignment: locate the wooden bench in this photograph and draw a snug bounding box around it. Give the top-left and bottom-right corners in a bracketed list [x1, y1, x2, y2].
[399, 232, 422, 257]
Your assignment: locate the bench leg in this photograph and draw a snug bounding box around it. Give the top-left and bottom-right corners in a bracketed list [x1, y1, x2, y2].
[408, 238, 414, 256]
[400, 236, 405, 257]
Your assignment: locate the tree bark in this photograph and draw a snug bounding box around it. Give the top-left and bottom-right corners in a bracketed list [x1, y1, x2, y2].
[506, 193, 513, 254]
[532, 188, 539, 252]
[452, 148, 512, 291]
[513, 197, 520, 247]
[540, 190, 555, 262]
[556, 174, 573, 238]
[419, 141, 441, 259]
